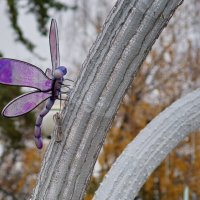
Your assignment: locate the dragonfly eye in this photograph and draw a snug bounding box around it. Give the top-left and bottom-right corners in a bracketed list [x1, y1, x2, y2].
[59, 66, 67, 75]
[54, 66, 67, 79]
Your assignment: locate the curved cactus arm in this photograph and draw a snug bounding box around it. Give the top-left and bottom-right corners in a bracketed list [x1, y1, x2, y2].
[94, 88, 200, 200]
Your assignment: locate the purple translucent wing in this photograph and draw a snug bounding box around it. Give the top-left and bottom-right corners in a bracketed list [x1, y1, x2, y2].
[2, 91, 51, 117]
[45, 68, 53, 79]
[49, 19, 60, 72]
[0, 58, 52, 91]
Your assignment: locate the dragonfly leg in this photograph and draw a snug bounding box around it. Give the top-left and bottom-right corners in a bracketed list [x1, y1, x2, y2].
[64, 78, 74, 82]
[61, 85, 71, 89]
[58, 82, 72, 88]
[58, 97, 70, 101]
[58, 92, 71, 101]
[59, 90, 71, 93]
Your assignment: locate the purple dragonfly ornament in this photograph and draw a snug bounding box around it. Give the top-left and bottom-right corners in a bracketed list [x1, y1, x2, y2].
[0, 19, 70, 149]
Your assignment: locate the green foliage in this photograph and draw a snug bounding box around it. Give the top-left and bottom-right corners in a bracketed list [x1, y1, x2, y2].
[6, 0, 35, 51]
[5, 0, 77, 52]
[0, 52, 4, 57]
[27, 0, 77, 35]
[0, 85, 35, 148]
[85, 177, 101, 200]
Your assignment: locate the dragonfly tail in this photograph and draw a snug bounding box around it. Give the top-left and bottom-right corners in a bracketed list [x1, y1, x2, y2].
[34, 98, 55, 149]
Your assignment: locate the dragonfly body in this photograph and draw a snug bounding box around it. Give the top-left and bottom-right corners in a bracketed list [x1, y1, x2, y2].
[34, 66, 67, 149]
[0, 19, 69, 149]
[34, 67, 67, 148]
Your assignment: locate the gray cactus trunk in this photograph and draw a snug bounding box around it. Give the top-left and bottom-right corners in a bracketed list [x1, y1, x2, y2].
[31, 0, 184, 199]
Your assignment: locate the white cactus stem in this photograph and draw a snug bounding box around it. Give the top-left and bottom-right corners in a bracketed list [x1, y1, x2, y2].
[94, 89, 200, 200]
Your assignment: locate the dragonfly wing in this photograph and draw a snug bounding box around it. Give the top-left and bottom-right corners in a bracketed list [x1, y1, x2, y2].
[49, 19, 60, 72]
[2, 91, 51, 117]
[0, 58, 52, 91]
[45, 68, 53, 79]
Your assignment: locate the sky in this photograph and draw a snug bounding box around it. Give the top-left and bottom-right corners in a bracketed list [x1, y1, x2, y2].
[0, 0, 84, 79]
[0, 1, 51, 70]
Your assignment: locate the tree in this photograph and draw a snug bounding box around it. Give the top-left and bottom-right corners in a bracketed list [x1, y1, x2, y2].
[0, 147, 43, 199]
[0, 85, 35, 148]
[0, 84, 39, 199]
[31, 0, 184, 199]
[3, 0, 76, 53]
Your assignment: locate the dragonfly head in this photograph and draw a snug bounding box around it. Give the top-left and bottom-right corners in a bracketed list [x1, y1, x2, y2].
[54, 66, 67, 79]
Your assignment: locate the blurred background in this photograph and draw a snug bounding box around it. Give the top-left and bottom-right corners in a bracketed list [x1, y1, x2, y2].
[0, 0, 199, 199]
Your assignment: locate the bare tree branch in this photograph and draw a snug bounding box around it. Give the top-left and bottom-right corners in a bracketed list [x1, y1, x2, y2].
[0, 187, 18, 200]
[32, 0, 183, 199]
